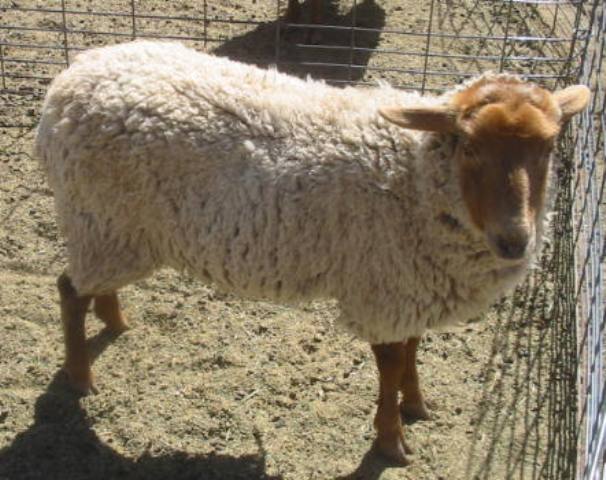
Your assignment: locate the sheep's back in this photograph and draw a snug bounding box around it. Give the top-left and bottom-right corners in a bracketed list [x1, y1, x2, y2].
[35, 41, 423, 196]
[34, 41, 426, 301]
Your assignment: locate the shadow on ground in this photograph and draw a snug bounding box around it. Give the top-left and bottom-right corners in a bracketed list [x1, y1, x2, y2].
[0, 330, 282, 480]
[212, 0, 385, 83]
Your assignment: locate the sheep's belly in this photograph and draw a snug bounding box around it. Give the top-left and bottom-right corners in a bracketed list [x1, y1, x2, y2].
[335, 263, 528, 344]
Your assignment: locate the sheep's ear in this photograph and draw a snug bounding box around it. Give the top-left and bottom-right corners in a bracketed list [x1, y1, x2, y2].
[379, 105, 457, 132]
[553, 85, 590, 121]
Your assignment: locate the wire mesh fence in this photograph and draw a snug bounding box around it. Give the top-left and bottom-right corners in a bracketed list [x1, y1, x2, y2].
[570, 2, 605, 478]
[0, 0, 591, 114]
[0, 0, 603, 478]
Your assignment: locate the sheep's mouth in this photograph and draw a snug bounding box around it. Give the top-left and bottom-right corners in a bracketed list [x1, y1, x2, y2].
[487, 240, 534, 265]
[485, 225, 537, 263]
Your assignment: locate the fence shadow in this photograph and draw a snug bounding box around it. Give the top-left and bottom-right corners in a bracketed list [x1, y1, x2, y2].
[0, 330, 281, 480]
[212, 0, 385, 83]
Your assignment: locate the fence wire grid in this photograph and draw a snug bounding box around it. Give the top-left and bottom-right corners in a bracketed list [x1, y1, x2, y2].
[0, 1, 604, 478]
[571, 2, 605, 479]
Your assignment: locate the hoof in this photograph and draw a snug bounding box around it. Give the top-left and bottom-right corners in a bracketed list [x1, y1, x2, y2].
[400, 400, 431, 421]
[107, 317, 130, 335]
[374, 432, 411, 466]
[64, 367, 97, 396]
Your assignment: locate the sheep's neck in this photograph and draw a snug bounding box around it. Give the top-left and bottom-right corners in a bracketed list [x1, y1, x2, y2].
[414, 132, 492, 258]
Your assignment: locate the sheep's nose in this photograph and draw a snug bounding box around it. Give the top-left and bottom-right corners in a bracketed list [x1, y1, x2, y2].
[493, 234, 529, 260]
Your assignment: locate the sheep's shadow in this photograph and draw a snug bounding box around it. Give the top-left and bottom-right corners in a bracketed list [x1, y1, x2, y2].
[0, 330, 282, 480]
[211, 0, 385, 83]
[334, 448, 396, 480]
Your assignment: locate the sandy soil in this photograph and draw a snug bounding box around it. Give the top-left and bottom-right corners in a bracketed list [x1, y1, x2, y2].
[0, 1, 579, 479]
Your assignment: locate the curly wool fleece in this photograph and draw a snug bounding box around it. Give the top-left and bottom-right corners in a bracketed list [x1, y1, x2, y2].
[35, 41, 535, 344]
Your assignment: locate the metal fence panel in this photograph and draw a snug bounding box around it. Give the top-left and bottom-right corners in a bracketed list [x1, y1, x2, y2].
[572, 2, 606, 479]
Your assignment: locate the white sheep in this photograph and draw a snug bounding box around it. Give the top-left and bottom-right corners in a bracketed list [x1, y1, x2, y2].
[35, 40, 589, 464]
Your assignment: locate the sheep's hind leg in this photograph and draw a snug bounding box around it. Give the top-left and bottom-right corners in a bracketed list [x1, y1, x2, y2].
[57, 272, 95, 395]
[94, 293, 129, 333]
[371, 343, 412, 466]
[399, 337, 431, 421]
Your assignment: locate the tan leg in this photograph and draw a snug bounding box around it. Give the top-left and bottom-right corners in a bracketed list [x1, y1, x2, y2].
[399, 337, 430, 421]
[371, 343, 411, 465]
[94, 293, 129, 333]
[57, 272, 94, 395]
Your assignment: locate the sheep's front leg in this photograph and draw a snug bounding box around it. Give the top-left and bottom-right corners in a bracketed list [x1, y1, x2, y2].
[57, 273, 94, 395]
[371, 343, 412, 465]
[399, 337, 430, 420]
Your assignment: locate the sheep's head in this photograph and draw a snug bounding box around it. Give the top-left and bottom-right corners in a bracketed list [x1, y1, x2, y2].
[380, 77, 590, 262]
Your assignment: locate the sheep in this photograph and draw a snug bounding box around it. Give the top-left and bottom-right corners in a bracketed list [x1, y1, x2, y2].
[35, 40, 589, 465]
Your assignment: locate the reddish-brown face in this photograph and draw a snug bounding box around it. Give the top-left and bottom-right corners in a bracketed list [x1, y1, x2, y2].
[452, 80, 560, 260]
[456, 132, 553, 259]
[380, 77, 590, 261]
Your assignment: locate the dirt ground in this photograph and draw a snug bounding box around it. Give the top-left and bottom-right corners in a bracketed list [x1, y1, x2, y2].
[0, 1, 580, 479]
